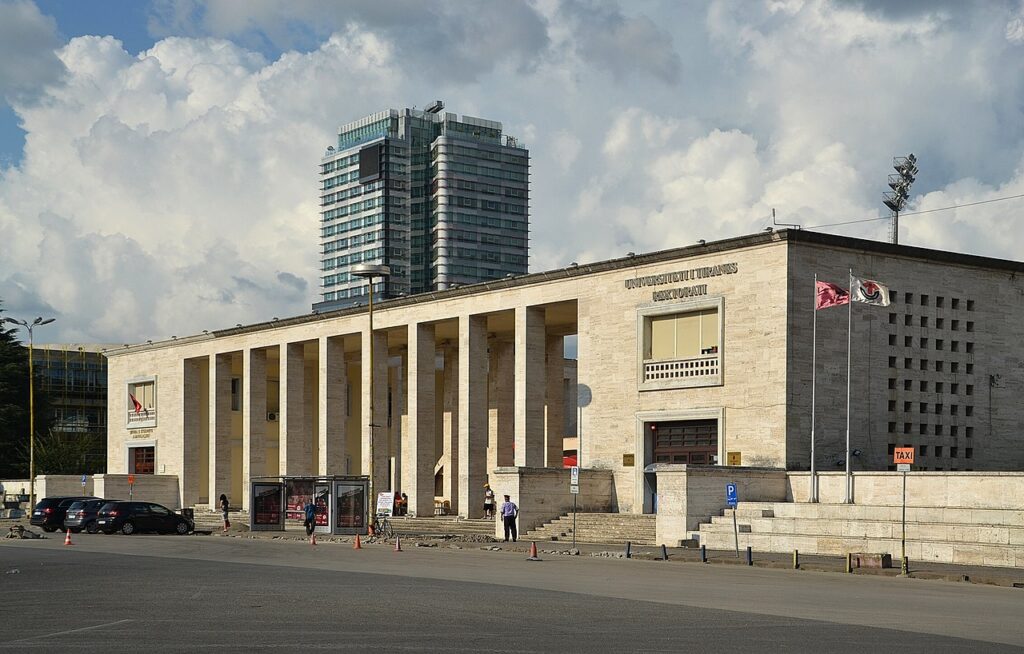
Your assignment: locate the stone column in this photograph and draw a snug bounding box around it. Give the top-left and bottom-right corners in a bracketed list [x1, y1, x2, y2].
[390, 353, 405, 496]
[514, 306, 546, 467]
[441, 342, 459, 514]
[208, 353, 232, 509]
[318, 336, 346, 475]
[242, 348, 267, 511]
[458, 315, 488, 517]
[182, 358, 202, 508]
[488, 338, 515, 470]
[280, 342, 310, 476]
[405, 323, 436, 516]
[361, 329, 389, 499]
[545, 335, 565, 468]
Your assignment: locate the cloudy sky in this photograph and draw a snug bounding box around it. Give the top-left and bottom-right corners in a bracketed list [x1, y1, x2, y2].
[2, 0, 1024, 345]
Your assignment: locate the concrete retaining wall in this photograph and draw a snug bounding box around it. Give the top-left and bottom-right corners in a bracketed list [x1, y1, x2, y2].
[788, 471, 1024, 509]
[36, 475, 95, 499]
[653, 465, 789, 546]
[93, 474, 181, 509]
[490, 467, 614, 538]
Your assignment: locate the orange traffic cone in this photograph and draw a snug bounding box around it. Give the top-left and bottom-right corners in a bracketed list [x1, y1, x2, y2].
[310, 532, 317, 546]
[394, 536, 402, 552]
[527, 541, 540, 561]
[64, 529, 74, 546]
[353, 534, 362, 549]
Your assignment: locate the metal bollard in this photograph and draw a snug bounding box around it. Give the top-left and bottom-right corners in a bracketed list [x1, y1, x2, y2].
[625, 541, 632, 559]
[901, 556, 909, 576]
[845, 553, 853, 574]
[793, 549, 800, 569]
[700, 544, 707, 563]
[661, 544, 669, 561]
[745, 546, 753, 566]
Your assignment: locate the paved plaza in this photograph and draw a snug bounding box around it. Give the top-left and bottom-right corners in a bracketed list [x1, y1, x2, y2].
[1, 534, 1021, 652]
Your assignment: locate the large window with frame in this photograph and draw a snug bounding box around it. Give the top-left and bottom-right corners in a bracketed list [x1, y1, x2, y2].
[127, 377, 157, 428]
[638, 300, 723, 390]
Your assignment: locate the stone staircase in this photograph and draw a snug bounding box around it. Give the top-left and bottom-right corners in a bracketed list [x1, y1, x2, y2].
[524, 513, 657, 546]
[697, 501, 1024, 567]
[389, 516, 495, 538]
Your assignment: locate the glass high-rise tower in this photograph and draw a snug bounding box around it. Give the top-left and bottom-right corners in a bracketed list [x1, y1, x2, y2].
[314, 101, 530, 311]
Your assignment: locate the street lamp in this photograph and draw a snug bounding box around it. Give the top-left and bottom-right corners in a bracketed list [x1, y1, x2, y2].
[2, 315, 56, 512]
[350, 264, 390, 527]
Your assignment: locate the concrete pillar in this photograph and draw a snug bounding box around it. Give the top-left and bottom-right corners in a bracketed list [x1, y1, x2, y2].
[361, 329, 389, 499]
[458, 315, 488, 517]
[488, 338, 515, 470]
[545, 335, 565, 468]
[318, 336, 346, 475]
[441, 342, 459, 513]
[182, 359, 202, 508]
[514, 306, 546, 467]
[390, 353, 405, 497]
[208, 353, 232, 509]
[242, 348, 267, 511]
[405, 323, 436, 516]
[280, 342, 311, 476]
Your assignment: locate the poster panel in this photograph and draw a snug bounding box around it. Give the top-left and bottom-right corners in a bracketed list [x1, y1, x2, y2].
[286, 479, 313, 521]
[333, 481, 366, 534]
[376, 491, 395, 517]
[250, 482, 285, 531]
[314, 483, 331, 531]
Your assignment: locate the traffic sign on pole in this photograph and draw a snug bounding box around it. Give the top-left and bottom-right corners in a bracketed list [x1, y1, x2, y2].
[81, 474, 87, 489]
[726, 483, 738, 508]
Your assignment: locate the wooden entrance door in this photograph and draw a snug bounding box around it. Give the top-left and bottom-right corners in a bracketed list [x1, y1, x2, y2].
[652, 419, 717, 464]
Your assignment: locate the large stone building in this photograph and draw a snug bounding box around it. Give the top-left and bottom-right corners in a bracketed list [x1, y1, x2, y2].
[104, 230, 1024, 516]
[316, 101, 530, 311]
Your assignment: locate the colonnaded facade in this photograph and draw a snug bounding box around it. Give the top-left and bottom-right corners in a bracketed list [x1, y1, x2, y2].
[105, 230, 1024, 514]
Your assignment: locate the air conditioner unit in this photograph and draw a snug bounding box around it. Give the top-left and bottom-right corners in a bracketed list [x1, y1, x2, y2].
[266, 412, 278, 422]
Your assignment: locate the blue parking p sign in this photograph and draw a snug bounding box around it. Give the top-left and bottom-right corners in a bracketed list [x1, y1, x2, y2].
[726, 483, 738, 508]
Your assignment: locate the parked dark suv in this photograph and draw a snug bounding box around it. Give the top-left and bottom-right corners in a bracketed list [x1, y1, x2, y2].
[31, 496, 98, 532]
[64, 499, 118, 534]
[96, 501, 194, 535]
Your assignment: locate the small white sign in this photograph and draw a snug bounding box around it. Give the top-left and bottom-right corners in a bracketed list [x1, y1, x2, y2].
[570, 484, 580, 495]
[897, 463, 911, 472]
[570, 466, 579, 484]
[376, 491, 395, 517]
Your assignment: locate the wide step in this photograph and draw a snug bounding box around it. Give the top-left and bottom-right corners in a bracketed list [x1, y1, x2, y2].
[524, 513, 657, 546]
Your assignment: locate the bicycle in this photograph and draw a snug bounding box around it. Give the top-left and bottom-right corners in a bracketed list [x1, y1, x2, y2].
[372, 513, 394, 539]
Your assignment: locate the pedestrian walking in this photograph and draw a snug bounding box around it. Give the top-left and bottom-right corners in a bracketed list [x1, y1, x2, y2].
[483, 483, 495, 518]
[500, 494, 518, 542]
[219, 493, 230, 533]
[303, 498, 316, 544]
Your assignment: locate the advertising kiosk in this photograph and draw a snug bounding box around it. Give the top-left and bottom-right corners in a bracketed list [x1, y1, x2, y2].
[249, 476, 369, 535]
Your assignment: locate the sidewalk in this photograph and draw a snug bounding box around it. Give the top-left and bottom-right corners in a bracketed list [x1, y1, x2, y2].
[5, 516, 1023, 588]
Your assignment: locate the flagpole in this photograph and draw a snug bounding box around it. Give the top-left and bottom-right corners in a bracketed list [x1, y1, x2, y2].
[810, 274, 818, 503]
[845, 268, 853, 504]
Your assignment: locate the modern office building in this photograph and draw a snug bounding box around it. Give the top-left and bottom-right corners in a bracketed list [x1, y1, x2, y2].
[104, 230, 1024, 527]
[315, 101, 530, 311]
[34, 344, 111, 470]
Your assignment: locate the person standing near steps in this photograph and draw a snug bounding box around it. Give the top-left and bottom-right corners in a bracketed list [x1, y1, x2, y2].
[500, 494, 518, 542]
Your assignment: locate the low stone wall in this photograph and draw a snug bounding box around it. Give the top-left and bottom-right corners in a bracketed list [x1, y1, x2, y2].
[0, 479, 30, 497]
[93, 474, 181, 509]
[788, 471, 1024, 509]
[36, 475, 95, 499]
[489, 467, 614, 539]
[654, 465, 789, 546]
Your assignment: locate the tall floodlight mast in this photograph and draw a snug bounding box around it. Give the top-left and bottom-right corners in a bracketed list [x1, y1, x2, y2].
[883, 153, 918, 245]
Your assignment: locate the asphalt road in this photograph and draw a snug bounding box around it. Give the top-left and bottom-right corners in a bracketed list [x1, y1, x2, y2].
[1, 534, 1021, 652]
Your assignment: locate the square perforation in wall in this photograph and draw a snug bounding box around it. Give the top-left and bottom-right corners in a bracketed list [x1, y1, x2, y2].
[904, 335, 912, 347]
[952, 298, 960, 310]
[936, 296, 945, 308]
[921, 294, 929, 306]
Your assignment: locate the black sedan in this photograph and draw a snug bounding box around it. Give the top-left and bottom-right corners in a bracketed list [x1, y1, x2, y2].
[64, 498, 118, 534]
[96, 501, 193, 535]
[30, 496, 99, 532]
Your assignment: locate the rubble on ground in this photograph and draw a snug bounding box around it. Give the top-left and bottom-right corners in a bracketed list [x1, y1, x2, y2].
[5, 525, 44, 539]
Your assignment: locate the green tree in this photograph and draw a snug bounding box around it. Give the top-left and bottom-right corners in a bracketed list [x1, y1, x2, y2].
[22, 430, 105, 475]
[0, 301, 54, 478]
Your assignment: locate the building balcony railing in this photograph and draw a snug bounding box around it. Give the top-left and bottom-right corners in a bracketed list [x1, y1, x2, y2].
[127, 409, 157, 427]
[643, 354, 720, 383]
